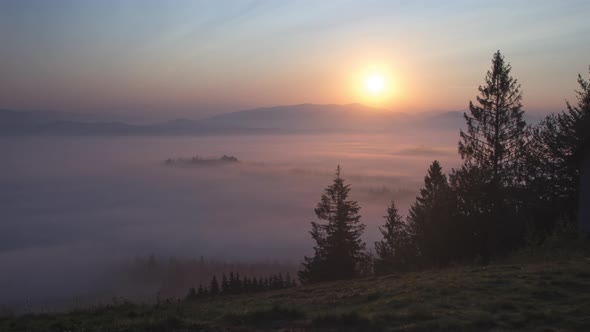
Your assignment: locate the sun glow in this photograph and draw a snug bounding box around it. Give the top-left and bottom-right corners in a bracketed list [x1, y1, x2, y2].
[350, 63, 403, 109]
[366, 74, 386, 95]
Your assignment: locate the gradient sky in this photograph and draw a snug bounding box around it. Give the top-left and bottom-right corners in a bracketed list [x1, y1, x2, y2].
[1, 0, 589, 119]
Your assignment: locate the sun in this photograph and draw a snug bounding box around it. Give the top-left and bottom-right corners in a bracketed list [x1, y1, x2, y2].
[366, 74, 386, 95]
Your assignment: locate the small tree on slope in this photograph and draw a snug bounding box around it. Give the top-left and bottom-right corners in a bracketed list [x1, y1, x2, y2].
[299, 166, 367, 283]
[374, 200, 412, 274]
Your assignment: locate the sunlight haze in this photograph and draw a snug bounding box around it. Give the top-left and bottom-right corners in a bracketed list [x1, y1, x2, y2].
[1, 0, 589, 118]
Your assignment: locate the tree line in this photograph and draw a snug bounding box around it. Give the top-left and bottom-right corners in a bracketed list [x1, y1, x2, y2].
[300, 50, 590, 283]
[185, 272, 296, 300]
[123, 254, 297, 300]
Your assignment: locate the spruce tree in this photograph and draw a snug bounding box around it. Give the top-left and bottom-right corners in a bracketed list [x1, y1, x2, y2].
[449, 165, 490, 261]
[374, 200, 411, 274]
[209, 275, 220, 295]
[529, 67, 590, 230]
[457, 50, 528, 259]
[299, 166, 367, 283]
[221, 274, 229, 294]
[407, 161, 454, 266]
[459, 50, 527, 185]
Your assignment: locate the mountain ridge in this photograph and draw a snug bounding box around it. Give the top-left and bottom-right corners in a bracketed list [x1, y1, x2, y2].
[0, 104, 465, 136]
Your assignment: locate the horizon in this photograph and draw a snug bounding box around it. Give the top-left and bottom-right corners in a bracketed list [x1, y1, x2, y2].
[0, 102, 551, 123]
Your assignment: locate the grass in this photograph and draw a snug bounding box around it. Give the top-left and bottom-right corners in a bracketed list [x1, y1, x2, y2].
[2, 256, 590, 331]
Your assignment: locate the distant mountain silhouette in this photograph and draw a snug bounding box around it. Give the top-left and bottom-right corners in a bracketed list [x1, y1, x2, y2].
[199, 104, 391, 132]
[0, 104, 466, 136]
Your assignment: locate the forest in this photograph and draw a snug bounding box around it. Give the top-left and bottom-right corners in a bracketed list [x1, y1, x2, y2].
[296, 50, 590, 284]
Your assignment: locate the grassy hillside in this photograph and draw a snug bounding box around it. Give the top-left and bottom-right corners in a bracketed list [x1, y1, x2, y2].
[2, 257, 590, 331]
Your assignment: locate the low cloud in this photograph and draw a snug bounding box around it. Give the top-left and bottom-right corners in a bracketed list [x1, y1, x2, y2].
[1, 132, 461, 309]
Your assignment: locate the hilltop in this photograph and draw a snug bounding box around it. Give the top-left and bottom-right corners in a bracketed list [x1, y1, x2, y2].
[3, 256, 589, 331]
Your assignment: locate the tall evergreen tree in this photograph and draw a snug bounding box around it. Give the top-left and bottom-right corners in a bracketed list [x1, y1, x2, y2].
[528, 67, 590, 231]
[459, 50, 527, 185]
[456, 50, 528, 260]
[448, 165, 490, 262]
[407, 161, 455, 266]
[374, 200, 411, 274]
[299, 166, 367, 283]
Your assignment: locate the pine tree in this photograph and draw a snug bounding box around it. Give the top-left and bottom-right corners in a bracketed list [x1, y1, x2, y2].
[221, 274, 229, 294]
[529, 66, 590, 230]
[374, 200, 411, 274]
[457, 50, 528, 260]
[449, 165, 490, 262]
[209, 275, 220, 296]
[299, 166, 367, 283]
[407, 161, 455, 266]
[459, 50, 527, 185]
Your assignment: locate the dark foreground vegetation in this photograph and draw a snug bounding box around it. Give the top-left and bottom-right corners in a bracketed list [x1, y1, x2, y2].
[3, 251, 590, 331]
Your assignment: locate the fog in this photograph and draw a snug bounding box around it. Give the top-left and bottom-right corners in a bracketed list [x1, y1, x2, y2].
[0, 132, 461, 310]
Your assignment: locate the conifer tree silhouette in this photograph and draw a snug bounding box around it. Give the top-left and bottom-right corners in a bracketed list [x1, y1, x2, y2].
[456, 50, 528, 260]
[407, 161, 456, 266]
[374, 200, 411, 274]
[529, 66, 590, 231]
[299, 165, 367, 283]
[221, 274, 229, 294]
[209, 275, 220, 295]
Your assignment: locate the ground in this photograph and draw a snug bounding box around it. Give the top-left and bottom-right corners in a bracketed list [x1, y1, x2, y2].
[2, 256, 590, 331]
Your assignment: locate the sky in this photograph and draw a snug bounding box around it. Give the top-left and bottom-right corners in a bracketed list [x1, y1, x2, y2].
[1, 0, 589, 119]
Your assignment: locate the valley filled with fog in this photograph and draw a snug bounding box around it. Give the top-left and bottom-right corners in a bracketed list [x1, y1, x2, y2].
[1, 131, 461, 309]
